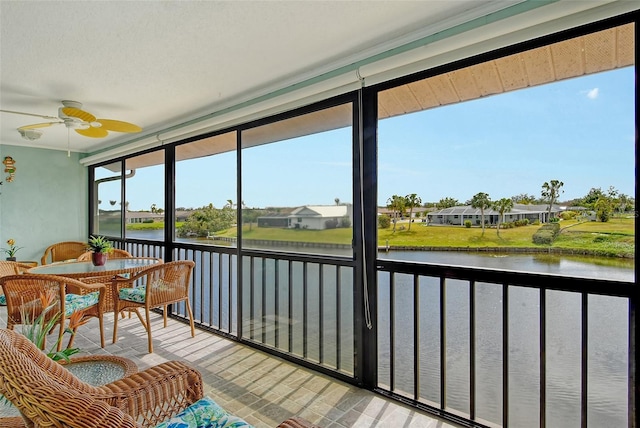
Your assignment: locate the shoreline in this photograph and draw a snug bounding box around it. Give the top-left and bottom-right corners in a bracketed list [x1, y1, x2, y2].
[378, 245, 634, 258]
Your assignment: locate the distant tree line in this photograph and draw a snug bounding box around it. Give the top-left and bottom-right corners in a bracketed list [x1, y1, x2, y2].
[380, 181, 635, 233]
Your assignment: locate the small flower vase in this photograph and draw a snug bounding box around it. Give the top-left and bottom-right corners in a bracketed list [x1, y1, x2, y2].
[91, 252, 108, 266]
[5, 257, 16, 262]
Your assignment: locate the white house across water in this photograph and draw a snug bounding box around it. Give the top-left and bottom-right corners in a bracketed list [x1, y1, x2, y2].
[427, 204, 562, 225]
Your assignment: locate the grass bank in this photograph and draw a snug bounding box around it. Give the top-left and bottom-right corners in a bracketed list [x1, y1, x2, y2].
[127, 217, 635, 258]
[378, 217, 634, 257]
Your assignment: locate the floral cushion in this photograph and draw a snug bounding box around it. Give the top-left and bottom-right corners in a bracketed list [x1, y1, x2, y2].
[154, 396, 253, 428]
[64, 292, 100, 316]
[120, 279, 176, 303]
[119, 286, 146, 303]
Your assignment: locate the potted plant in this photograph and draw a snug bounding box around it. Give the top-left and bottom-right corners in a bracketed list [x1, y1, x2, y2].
[86, 235, 113, 266]
[1, 238, 23, 261]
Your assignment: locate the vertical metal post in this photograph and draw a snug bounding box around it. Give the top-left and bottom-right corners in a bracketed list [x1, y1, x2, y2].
[503, 284, 509, 427]
[275, 258, 280, 349]
[470, 280, 476, 421]
[288, 261, 293, 353]
[236, 130, 243, 340]
[228, 254, 233, 334]
[441, 276, 447, 409]
[164, 148, 175, 262]
[249, 256, 255, 341]
[261, 257, 266, 344]
[319, 264, 324, 364]
[358, 87, 378, 388]
[414, 274, 420, 401]
[540, 288, 547, 428]
[199, 251, 204, 320]
[88, 166, 95, 236]
[390, 272, 396, 392]
[630, 292, 639, 428]
[631, 17, 640, 428]
[581, 292, 589, 428]
[303, 262, 308, 358]
[336, 266, 342, 371]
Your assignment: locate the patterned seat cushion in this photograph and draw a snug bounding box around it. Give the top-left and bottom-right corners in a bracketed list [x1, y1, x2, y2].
[119, 286, 146, 303]
[154, 396, 253, 428]
[0, 295, 5, 306]
[64, 292, 100, 316]
[119, 279, 176, 303]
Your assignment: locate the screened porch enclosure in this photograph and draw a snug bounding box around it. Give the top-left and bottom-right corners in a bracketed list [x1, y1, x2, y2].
[90, 15, 637, 428]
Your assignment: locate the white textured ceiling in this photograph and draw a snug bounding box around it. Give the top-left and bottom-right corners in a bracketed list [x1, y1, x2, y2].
[0, 1, 634, 155]
[0, 0, 517, 154]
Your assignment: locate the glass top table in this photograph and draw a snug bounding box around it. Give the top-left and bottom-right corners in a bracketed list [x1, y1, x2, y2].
[0, 355, 138, 420]
[27, 257, 162, 279]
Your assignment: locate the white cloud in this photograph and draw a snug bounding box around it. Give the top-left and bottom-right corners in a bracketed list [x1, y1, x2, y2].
[586, 88, 599, 99]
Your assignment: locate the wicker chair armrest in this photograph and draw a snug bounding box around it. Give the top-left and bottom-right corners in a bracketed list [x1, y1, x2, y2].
[13, 262, 36, 274]
[112, 267, 149, 285]
[40, 249, 51, 266]
[21, 379, 138, 428]
[66, 279, 106, 295]
[98, 360, 203, 426]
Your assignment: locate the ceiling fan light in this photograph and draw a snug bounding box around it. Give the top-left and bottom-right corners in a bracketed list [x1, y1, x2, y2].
[18, 128, 43, 141]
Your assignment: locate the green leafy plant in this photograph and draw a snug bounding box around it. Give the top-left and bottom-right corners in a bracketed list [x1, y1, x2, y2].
[0, 291, 85, 407]
[19, 289, 84, 362]
[86, 235, 114, 254]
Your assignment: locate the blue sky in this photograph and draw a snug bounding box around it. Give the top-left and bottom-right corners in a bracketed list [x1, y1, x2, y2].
[378, 66, 635, 206]
[103, 66, 634, 211]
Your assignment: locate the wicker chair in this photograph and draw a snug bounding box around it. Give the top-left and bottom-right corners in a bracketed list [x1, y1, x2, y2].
[112, 260, 195, 353]
[77, 248, 133, 261]
[0, 261, 35, 306]
[0, 274, 105, 350]
[0, 261, 34, 277]
[0, 328, 203, 428]
[40, 241, 87, 265]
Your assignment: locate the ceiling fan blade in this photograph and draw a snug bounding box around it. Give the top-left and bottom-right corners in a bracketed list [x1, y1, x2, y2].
[75, 127, 109, 138]
[0, 109, 59, 120]
[17, 122, 61, 129]
[96, 119, 142, 133]
[61, 107, 96, 123]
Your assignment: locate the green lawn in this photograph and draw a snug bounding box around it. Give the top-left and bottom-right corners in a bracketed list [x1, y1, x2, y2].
[384, 218, 634, 257]
[126, 217, 635, 257]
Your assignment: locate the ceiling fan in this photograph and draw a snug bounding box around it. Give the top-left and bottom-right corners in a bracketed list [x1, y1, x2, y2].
[0, 100, 142, 140]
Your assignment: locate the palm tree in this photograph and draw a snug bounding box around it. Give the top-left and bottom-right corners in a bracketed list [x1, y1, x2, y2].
[541, 180, 564, 222]
[335, 198, 341, 206]
[470, 192, 491, 236]
[386, 195, 406, 233]
[492, 198, 513, 237]
[405, 193, 422, 231]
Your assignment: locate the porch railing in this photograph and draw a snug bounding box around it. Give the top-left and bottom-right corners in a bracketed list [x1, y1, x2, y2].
[376, 259, 635, 428]
[119, 239, 636, 427]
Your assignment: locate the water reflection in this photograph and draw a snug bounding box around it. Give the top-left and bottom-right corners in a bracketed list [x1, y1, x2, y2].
[379, 250, 634, 282]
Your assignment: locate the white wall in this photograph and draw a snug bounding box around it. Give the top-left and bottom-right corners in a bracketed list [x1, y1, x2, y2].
[0, 146, 88, 263]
